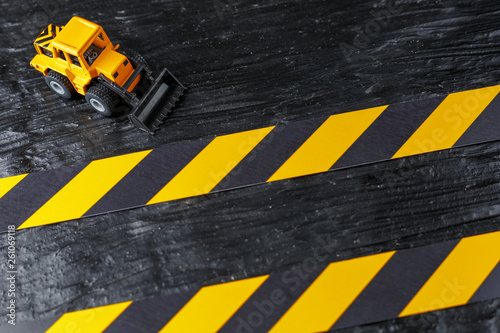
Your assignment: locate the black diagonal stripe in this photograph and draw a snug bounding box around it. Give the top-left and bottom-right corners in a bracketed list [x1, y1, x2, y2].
[104, 290, 197, 333]
[0, 164, 88, 230]
[0, 316, 58, 333]
[35, 35, 54, 46]
[37, 26, 49, 39]
[34, 33, 50, 42]
[212, 118, 328, 192]
[453, 92, 500, 147]
[219, 266, 325, 333]
[84, 139, 210, 216]
[469, 261, 500, 304]
[332, 96, 445, 169]
[331, 239, 460, 330]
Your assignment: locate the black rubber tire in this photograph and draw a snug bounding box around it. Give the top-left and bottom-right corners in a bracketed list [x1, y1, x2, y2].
[85, 83, 119, 117]
[122, 48, 150, 70]
[44, 70, 76, 99]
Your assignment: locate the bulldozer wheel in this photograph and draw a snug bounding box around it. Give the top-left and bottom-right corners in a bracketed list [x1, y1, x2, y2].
[85, 83, 119, 117]
[45, 71, 76, 99]
[122, 49, 149, 70]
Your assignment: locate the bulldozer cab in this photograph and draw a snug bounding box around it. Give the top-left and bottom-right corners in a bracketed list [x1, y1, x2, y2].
[35, 44, 53, 58]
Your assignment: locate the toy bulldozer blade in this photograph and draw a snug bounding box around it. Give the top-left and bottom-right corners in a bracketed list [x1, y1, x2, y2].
[98, 65, 186, 134]
[128, 68, 185, 134]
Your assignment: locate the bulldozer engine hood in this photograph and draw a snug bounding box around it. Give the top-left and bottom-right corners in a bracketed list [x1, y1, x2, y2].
[91, 48, 134, 87]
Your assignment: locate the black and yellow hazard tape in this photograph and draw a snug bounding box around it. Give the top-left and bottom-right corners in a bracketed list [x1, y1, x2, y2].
[1, 85, 500, 231]
[34, 24, 61, 48]
[5, 230, 500, 333]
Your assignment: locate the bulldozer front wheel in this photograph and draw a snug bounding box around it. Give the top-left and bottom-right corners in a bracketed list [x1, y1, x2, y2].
[85, 84, 119, 117]
[45, 71, 76, 99]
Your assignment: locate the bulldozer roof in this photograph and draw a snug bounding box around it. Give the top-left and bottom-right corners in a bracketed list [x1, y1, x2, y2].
[51, 17, 102, 55]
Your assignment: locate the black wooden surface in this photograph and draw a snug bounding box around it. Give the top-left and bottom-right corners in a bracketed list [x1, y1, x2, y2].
[1, 0, 500, 331]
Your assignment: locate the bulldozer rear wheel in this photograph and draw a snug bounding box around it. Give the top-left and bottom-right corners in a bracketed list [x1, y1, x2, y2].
[85, 83, 119, 117]
[45, 71, 76, 99]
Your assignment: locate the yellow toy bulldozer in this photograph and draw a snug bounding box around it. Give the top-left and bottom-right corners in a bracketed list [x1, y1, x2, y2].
[30, 16, 185, 134]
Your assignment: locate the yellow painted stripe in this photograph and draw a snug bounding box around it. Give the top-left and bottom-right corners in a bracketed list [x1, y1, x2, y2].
[35, 33, 51, 41]
[35, 35, 51, 41]
[148, 127, 274, 204]
[159, 275, 269, 333]
[267, 106, 387, 182]
[0, 174, 27, 199]
[35, 25, 57, 44]
[45, 301, 132, 333]
[269, 251, 395, 333]
[393, 86, 500, 158]
[18, 150, 151, 229]
[400, 230, 500, 317]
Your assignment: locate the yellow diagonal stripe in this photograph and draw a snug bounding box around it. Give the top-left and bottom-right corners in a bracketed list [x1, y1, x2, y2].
[36, 33, 50, 41]
[148, 127, 274, 204]
[399, 230, 500, 317]
[393, 85, 500, 158]
[18, 150, 151, 229]
[160, 275, 269, 333]
[35, 27, 53, 42]
[45, 301, 132, 333]
[0, 174, 27, 199]
[40, 40, 53, 47]
[267, 106, 387, 182]
[269, 251, 395, 333]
